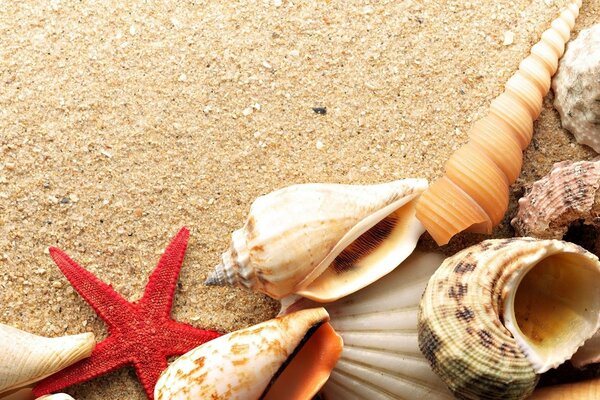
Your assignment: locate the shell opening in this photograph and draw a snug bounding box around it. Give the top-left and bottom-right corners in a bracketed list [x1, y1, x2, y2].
[504, 252, 600, 373]
[263, 322, 343, 400]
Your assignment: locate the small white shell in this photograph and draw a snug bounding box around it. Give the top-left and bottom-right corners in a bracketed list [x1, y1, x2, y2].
[206, 179, 427, 302]
[36, 395, 76, 400]
[553, 23, 600, 153]
[154, 308, 342, 400]
[0, 324, 94, 397]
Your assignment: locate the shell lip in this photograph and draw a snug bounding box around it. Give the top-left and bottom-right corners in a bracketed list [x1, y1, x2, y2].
[294, 185, 426, 295]
[260, 321, 325, 399]
[502, 243, 600, 373]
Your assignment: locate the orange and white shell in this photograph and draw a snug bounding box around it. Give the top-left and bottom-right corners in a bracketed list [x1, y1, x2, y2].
[512, 159, 600, 240]
[206, 179, 427, 302]
[154, 308, 342, 400]
[418, 238, 600, 400]
[553, 23, 600, 153]
[0, 324, 94, 397]
[415, 0, 582, 245]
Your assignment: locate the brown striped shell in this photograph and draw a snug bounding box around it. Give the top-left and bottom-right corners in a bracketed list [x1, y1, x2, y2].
[511, 159, 600, 245]
[415, 0, 582, 245]
[418, 238, 600, 400]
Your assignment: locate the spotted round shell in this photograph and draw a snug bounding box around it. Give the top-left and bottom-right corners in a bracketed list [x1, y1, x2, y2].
[418, 238, 600, 400]
[511, 159, 600, 240]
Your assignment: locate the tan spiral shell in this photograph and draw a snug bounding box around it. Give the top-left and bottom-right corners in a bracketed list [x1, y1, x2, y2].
[415, 0, 582, 245]
[418, 238, 600, 400]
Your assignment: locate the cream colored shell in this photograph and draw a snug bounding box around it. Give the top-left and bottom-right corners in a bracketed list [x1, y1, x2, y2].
[206, 179, 427, 302]
[37, 395, 76, 400]
[0, 324, 94, 397]
[154, 308, 342, 400]
[512, 159, 600, 242]
[415, 0, 582, 245]
[553, 24, 600, 153]
[418, 238, 600, 400]
[281, 252, 454, 400]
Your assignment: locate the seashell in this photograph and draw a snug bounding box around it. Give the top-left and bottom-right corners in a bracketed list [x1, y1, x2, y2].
[418, 238, 600, 400]
[154, 307, 342, 400]
[415, 0, 582, 245]
[511, 159, 600, 242]
[553, 23, 600, 153]
[36, 395, 76, 400]
[281, 252, 454, 400]
[529, 378, 600, 399]
[206, 179, 427, 302]
[0, 324, 94, 397]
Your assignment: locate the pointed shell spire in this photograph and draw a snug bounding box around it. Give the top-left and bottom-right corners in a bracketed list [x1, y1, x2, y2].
[418, 238, 600, 400]
[0, 324, 95, 396]
[415, 0, 582, 245]
[206, 179, 427, 302]
[154, 308, 342, 400]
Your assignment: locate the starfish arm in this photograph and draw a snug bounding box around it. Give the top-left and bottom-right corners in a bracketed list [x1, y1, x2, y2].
[49, 247, 136, 329]
[132, 355, 170, 400]
[32, 336, 130, 398]
[139, 227, 190, 319]
[162, 320, 221, 355]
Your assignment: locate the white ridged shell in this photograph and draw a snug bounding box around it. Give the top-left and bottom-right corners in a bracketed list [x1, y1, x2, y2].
[281, 252, 453, 400]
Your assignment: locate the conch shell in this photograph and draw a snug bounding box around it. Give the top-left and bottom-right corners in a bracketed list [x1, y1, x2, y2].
[415, 0, 582, 245]
[280, 252, 454, 400]
[206, 179, 427, 302]
[0, 324, 94, 397]
[512, 159, 600, 243]
[418, 238, 600, 400]
[154, 308, 342, 400]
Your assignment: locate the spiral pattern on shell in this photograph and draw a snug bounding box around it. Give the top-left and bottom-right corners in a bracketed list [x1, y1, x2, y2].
[418, 238, 600, 400]
[415, 0, 582, 245]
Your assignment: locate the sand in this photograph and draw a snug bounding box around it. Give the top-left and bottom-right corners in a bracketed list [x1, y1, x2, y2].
[1, 0, 599, 398]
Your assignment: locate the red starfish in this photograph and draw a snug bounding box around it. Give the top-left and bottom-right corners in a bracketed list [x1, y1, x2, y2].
[33, 227, 221, 399]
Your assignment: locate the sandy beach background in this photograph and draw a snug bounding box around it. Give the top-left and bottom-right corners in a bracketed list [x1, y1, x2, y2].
[1, 0, 599, 398]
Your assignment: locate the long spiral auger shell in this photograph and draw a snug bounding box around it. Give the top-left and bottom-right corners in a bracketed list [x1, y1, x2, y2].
[415, 0, 582, 245]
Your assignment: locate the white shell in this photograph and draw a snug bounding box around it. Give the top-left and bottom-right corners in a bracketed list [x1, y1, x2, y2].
[37, 395, 76, 400]
[553, 23, 600, 153]
[0, 324, 94, 396]
[281, 252, 453, 400]
[206, 179, 427, 302]
[154, 308, 342, 400]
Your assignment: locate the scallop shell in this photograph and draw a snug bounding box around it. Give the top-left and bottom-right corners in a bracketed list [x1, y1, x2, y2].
[206, 179, 427, 302]
[553, 23, 600, 153]
[418, 238, 600, 400]
[281, 252, 454, 400]
[0, 324, 95, 397]
[415, 0, 582, 245]
[154, 308, 342, 400]
[511, 159, 600, 242]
